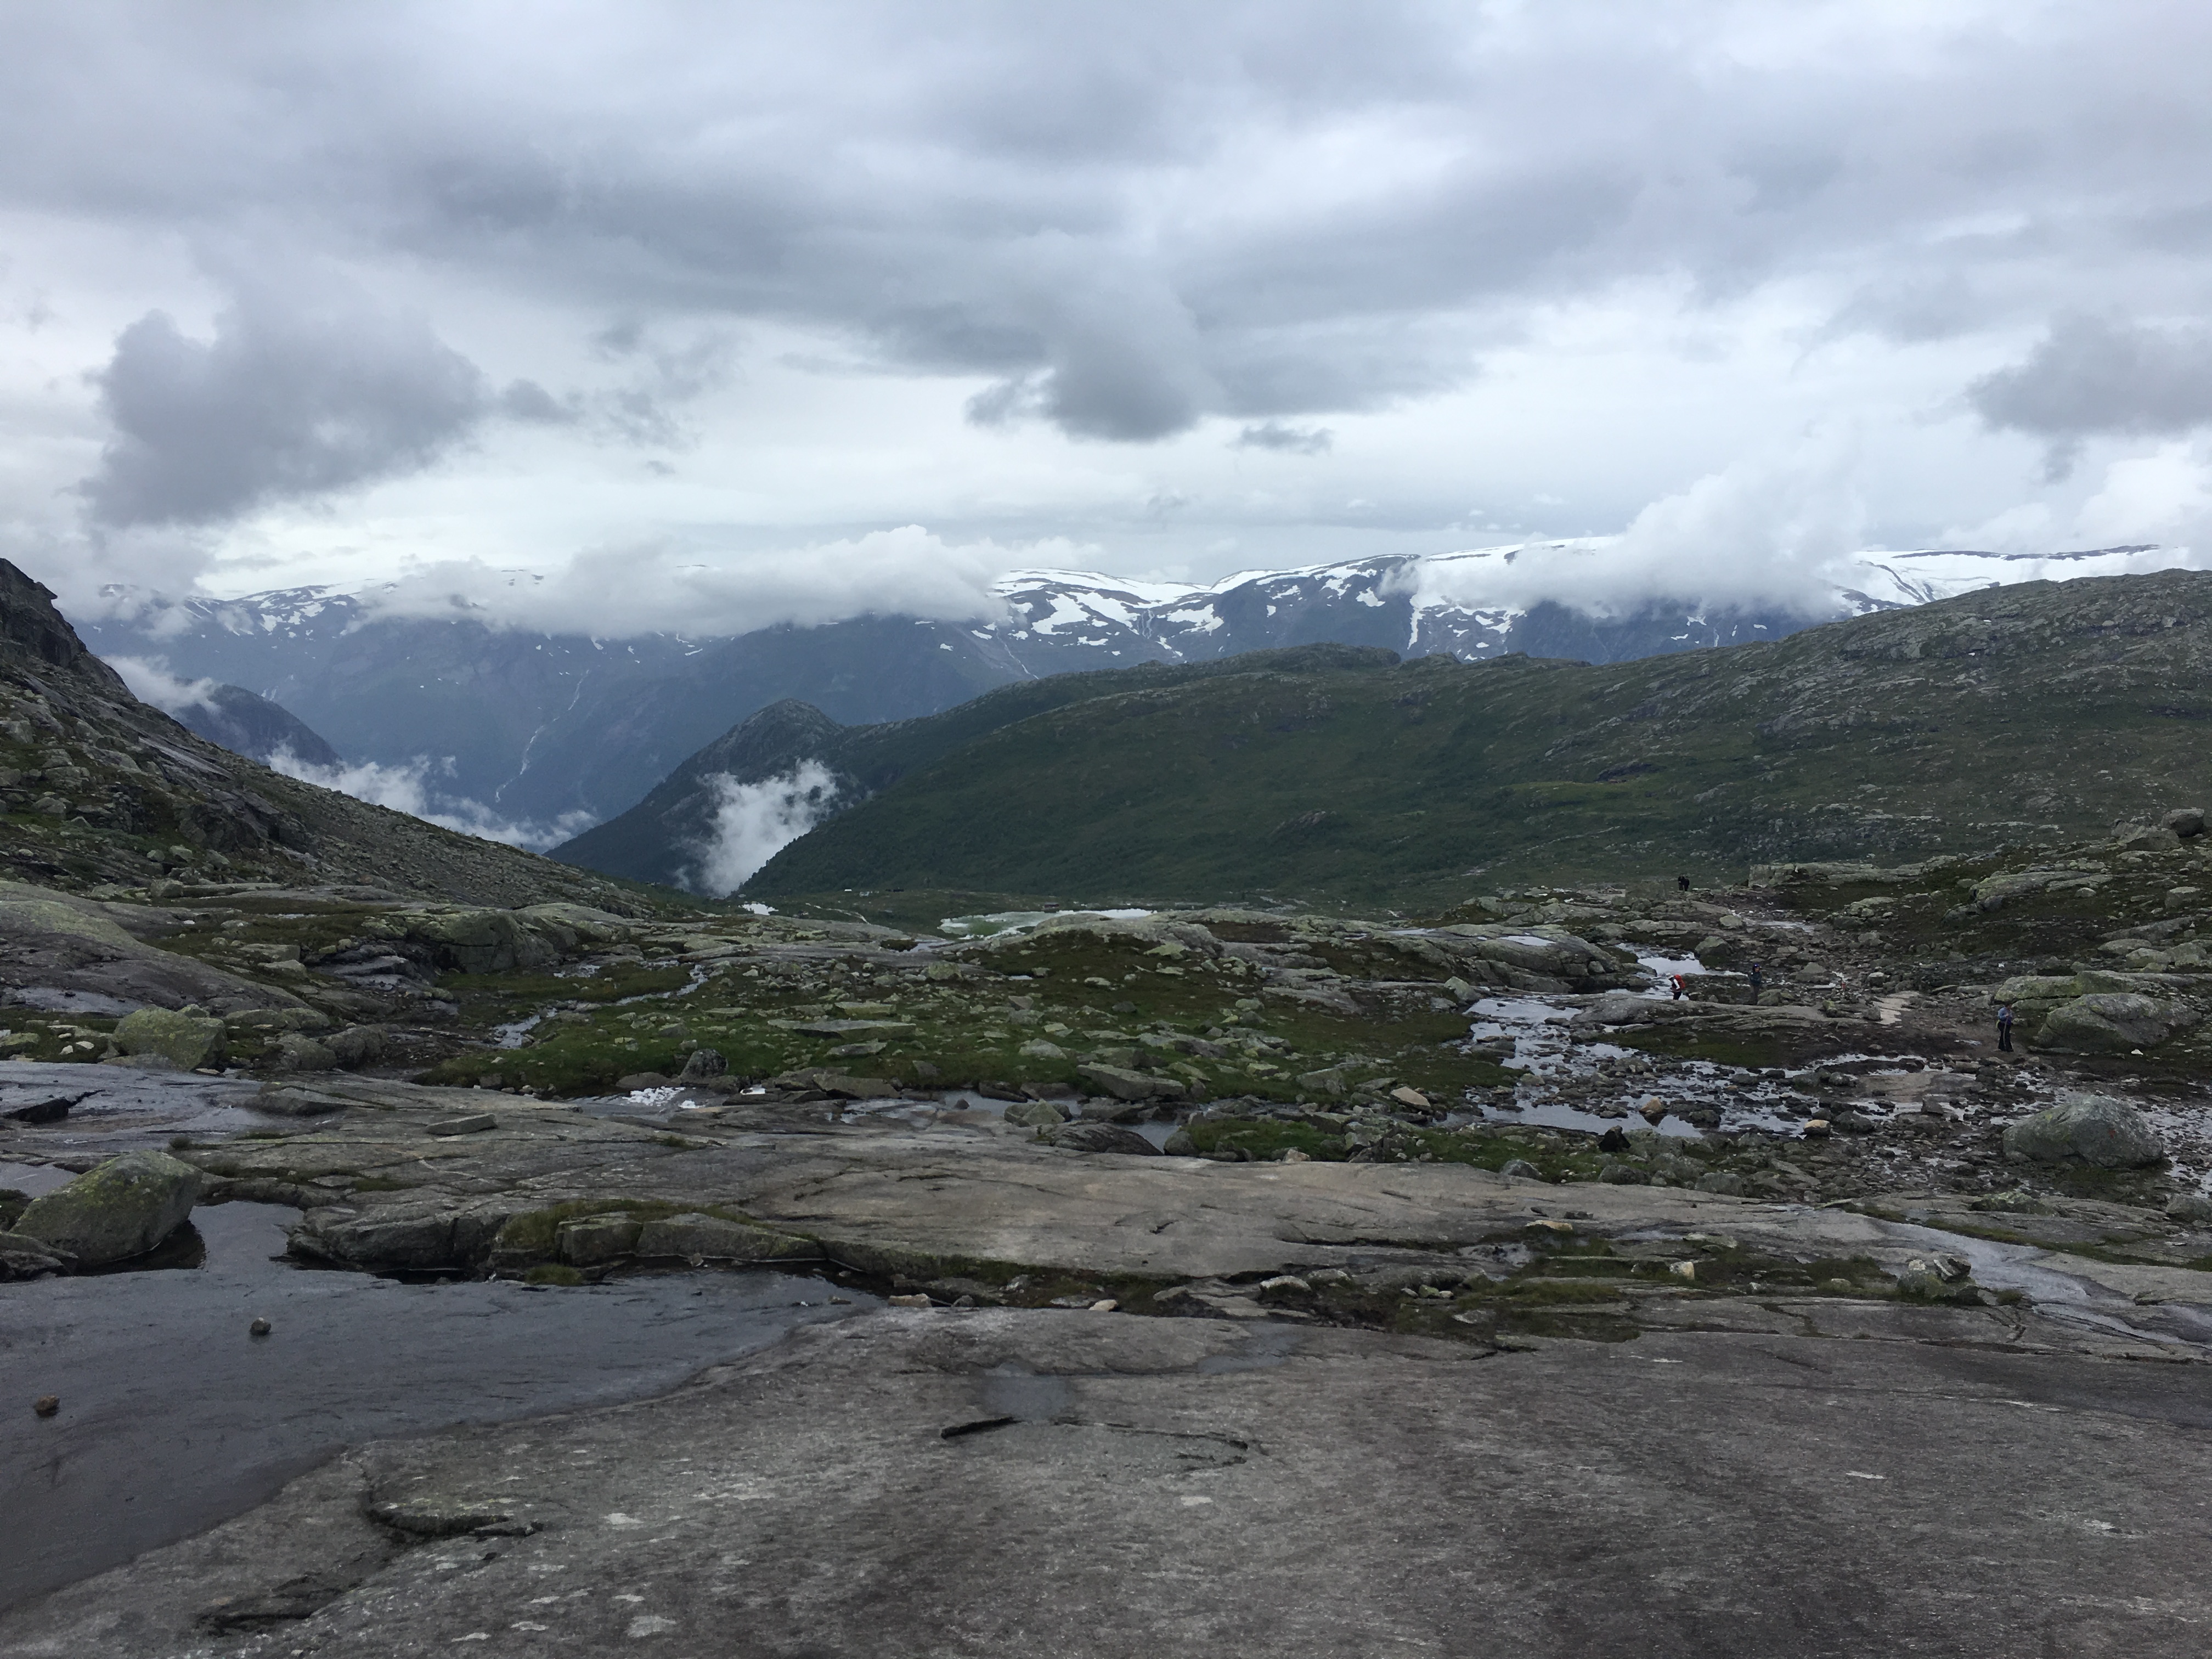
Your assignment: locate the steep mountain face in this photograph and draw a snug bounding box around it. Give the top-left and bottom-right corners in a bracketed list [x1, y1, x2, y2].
[76, 543, 2182, 838]
[170, 684, 343, 769]
[573, 569, 2212, 909]
[0, 560, 650, 909]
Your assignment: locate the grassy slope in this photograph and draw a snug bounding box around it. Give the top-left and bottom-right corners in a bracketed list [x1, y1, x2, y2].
[749, 570, 2212, 909]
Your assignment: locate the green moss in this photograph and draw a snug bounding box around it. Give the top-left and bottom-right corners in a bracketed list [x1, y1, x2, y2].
[522, 1263, 585, 1286]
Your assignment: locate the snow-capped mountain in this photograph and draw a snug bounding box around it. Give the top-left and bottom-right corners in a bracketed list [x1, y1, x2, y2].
[72, 541, 2199, 844]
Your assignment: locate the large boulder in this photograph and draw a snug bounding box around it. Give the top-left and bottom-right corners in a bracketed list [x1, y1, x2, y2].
[1432, 926, 1640, 992]
[14, 1149, 203, 1265]
[2034, 994, 2197, 1054]
[114, 1007, 228, 1069]
[2002, 1095, 2163, 1169]
[402, 910, 561, 974]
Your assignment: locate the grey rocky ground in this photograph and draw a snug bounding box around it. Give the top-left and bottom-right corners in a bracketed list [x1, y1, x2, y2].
[4, 816, 2212, 1650]
[9, 1306, 2212, 1656]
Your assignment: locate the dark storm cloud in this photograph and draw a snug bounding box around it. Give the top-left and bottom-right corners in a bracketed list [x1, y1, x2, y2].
[10, 0, 2212, 473]
[83, 286, 490, 527]
[1970, 314, 2212, 474]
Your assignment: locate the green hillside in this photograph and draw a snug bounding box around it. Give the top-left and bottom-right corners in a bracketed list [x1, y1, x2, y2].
[737, 570, 2212, 909]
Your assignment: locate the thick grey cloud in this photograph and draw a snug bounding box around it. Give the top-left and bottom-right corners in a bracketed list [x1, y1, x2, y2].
[83, 285, 489, 526]
[1970, 314, 2212, 474]
[4, 0, 2212, 624]
[9, 0, 2209, 461]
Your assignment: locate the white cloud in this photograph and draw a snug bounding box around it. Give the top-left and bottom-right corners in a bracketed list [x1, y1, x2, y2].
[1398, 431, 1869, 619]
[356, 527, 1046, 635]
[1944, 442, 2212, 560]
[265, 747, 594, 851]
[684, 764, 840, 897]
[104, 654, 218, 714]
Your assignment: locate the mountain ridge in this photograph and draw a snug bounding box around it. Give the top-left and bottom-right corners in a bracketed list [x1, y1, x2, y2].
[71, 542, 2198, 843]
[552, 569, 2212, 908]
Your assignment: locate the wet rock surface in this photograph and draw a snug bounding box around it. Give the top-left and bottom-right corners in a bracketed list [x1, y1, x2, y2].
[10, 1307, 2212, 1657]
[0, 1199, 862, 1612]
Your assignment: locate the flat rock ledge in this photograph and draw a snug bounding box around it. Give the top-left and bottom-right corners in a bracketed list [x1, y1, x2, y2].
[8, 1308, 2212, 1657]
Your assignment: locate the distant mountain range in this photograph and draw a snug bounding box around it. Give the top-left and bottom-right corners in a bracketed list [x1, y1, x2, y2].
[72, 542, 2187, 849]
[557, 567, 2212, 910]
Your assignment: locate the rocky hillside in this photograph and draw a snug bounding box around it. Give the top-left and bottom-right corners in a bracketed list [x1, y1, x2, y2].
[581, 569, 2212, 909]
[0, 561, 658, 912]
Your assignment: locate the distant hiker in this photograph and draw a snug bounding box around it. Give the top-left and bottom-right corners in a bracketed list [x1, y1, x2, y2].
[1997, 1003, 2015, 1052]
[1669, 973, 1686, 1001]
[1748, 963, 1764, 996]
[1677, 874, 1691, 891]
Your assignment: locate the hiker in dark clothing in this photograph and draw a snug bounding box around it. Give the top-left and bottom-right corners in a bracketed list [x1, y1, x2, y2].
[1677, 874, 1691, 891]
[1748, 963, 1764, 996]
[1997, 1003, 2015, 1051]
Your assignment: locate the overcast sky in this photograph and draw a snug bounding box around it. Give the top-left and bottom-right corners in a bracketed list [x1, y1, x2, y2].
[7, 0, 2212, 632]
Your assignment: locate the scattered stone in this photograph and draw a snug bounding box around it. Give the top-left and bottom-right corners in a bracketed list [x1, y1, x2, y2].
[425, 1114, 497, 1137]
[249, 1317, 272, 1337]
[1389, 1085, 1429, 1109]
[2001, 1094, 2164, 1169]
[13, 1149, 202, 1266]
[1498, 1159, 1543, 1181]
[33, 1394, 58, 1417]
[887, 1293, 932, 1308]
[1003, 1099, 1068, 1128]
[614, 1072, 674, 1092]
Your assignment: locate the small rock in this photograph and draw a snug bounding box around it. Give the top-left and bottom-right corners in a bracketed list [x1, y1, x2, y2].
[1802, 1119, 1832, 1138]
[424, 1114, 497, 1137]
[249, 1316, 272, 1336]
[1637, 1097, 1668, 1125]
[1088, 1299, 1118, 1312]
[1042, 1120, 1161, 1156]
[1498, 1158, 1544, 1181]
[1389, 1085, 1429, 1109]
[887, 1293, 933, 1308]
[676, 1047, 728, 1084]
[33, 1394, 58, 1418]
[614, 1072, 674, 1092]
[2165, 1192, 2212, 1227]
[1669, 1261, 1696, 1281]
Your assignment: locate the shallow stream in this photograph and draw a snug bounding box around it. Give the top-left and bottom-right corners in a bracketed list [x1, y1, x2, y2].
[0, 1196, 869, 1611]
